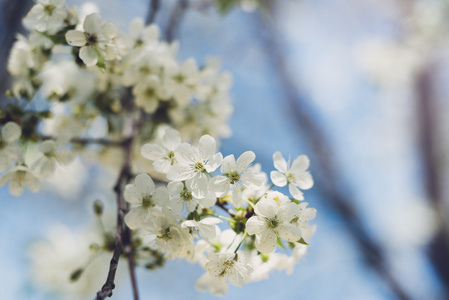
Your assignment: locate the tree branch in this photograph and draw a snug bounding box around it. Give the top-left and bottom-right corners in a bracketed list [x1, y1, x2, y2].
[146, 0, 160, 25]
[95, 110, 145, 300]
[165, 0, 189, 42]
[415, 62, 449, 295]
[254, 7, 411, 300]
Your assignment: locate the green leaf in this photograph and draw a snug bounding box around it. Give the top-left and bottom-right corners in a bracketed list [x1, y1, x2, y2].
[297, 238, 309, 245]
[290, 198, 300, 204]
[276, 237, 285, 249]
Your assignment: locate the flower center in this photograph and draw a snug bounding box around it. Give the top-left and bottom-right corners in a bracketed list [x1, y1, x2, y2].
[43, 4, 55, 15]
[266, 217, 279, 229]
[142, 195, 153, 209]
[193, 161, 204, 172]
[226, 171, 240, 184]
[286, 173, 296, 184]
[173, 73, 185, 83]
[180, 189, 193, 201]
[219, 259, 235, 277]
[86, 33, 98, 46]
[145, 87, 155, 97]
[158, 228, 172, 241]
[134, 39, 144, 48]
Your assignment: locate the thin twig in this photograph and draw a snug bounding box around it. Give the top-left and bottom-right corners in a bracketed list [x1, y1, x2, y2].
[215, 200, 236, 217]
[165, 0, 189, 42]
[415, 62, 449, 295]
[146, 0, 160, 25]
[40, 135, 125, 147]
[254, 7, 411, 300]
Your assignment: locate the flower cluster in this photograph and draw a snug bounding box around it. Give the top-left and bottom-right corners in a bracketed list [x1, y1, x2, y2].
[3, 0, 318, 297]
[125, 129, 316, 294]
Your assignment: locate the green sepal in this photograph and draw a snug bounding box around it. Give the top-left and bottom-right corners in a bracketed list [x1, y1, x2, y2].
[297, 238, 309, 245]
[276, 237, 285, 249]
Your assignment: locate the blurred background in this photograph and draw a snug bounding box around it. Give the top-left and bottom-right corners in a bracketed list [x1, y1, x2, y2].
[1, 0, 448, 299]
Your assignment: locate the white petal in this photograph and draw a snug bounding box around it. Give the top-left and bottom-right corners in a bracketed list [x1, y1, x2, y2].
[255, 229, 276, 253]
[270, 171, 287, 187]
[0, 172, 13, 186]
[241, 171, 265, 188]
[220, 154, 235, 174]
[254, 199, 277, 219]
[206, 152, 223, 173]
[246, 216, 265, 235]
[101, 22, 117, 39]
[135, 173, 155, 195]
[232, 185, 242, 208]
[124, 185, 144, 204]
[273, 152, 288, 173]
[152, 186, 169, 206]
[125, 207, 148, 230]
[39, 140, 56, 154]
[56, 150, 75, 165]
[65, 30, 87, 47]
[187, 174, 208, 199]
[278, 202, 301, 222]
[199, 191, 217, 209]
[167, 181, 184, 196]
[141, 143, 165, 160]
[0, 153, 10, 172]
[197, 135, 216, 160]
[129, 18, 144, 38]
[83, 13, 101, 33]
[10, 177, 26, 196]
[167, 164, 192, 181]
[2, 122, 21, 142]
[79, 46, 98, 66]
[236, 151, 255, 173]
[289, 184, 304, 200]
[25, 172, 40, 192]
[291, 155, 310, 172]
[208, 176, 229, 197]
[153, 159, 171, 174]
[226, 268, 244, 288]
[162, 129, 181, 151]
[277, 224, 302, 242]
[296, 172, 314, 190]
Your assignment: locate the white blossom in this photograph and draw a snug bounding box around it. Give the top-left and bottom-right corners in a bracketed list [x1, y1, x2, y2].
[0, 165, 40, 196]
[209, 151, 265, 207]
[31, 139, 75, 177]
[0, 122, 23, 172]
[65, 13, 118, 66]
[124, 173, 169, 230]
[246, 194, 302, 253]
[182, 218, 222, 240]
[141, 129, 181, 174]
[205, 252, 253, 288]
[270, 152, 314, 200]
[167, 181, 216, 213]
[23, 0, 67, 34]
[167, 135, 222, 198]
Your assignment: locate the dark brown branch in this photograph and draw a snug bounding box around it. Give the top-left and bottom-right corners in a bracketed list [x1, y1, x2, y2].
[415, 63, 449, 294]
[165, 0, 189, 42]
[254, 7, 411, 300]
[146, 0, 160, 25]
[215, 200, 236, 217]
[95, 111, 145, 300]
[40, 134, 125, 147]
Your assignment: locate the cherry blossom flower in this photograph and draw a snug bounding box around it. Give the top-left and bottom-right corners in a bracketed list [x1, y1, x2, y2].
[209, 151, 265, 207]
[23, 0, 67, 34]
[124, 173, 169, 230]
[141, 129, 181, 174]
[181, 218, 222, 240]
[167, 135, 222, 198]
[0, 122, 23, 172]
[31, 139, 75, 177]
[65, 13, 118, 66]
[246, 195, 302, 253]
[0, 165, 40, 196]
[167, 181, 216, 213]
[270, 152, 314, 200]
[205, 252, 253, 288]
